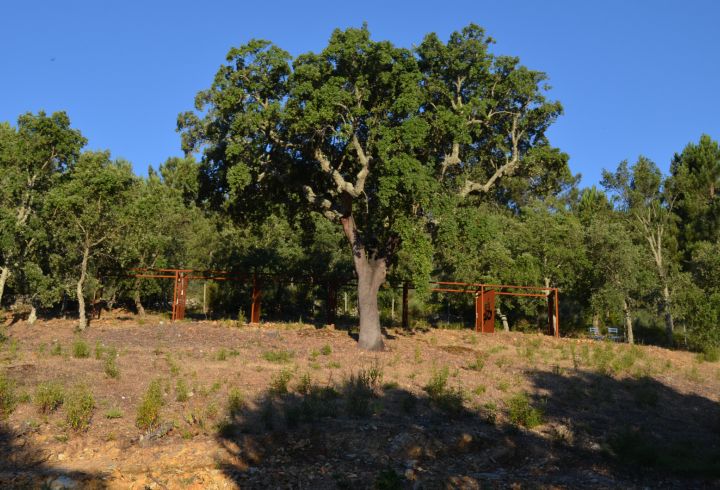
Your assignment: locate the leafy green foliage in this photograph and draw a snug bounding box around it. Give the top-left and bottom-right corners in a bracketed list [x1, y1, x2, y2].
[136, 379, 164, 430]
[65, 384, 95, 431]
[34, 381, 65, 413]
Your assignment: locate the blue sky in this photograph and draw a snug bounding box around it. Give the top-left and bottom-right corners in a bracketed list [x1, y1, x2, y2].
[1, 0, 718, 185]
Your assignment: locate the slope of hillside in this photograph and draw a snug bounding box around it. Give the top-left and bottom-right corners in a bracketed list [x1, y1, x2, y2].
[1, 314, 718, 488]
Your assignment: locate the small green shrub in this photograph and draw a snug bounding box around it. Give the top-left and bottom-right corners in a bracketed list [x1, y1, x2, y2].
[35, 381, 65, 413]
[227, 388, 244, 417]
[423, 367, 464, 415]
[296, 373, 312, 395]
[50, 343, 62, 356]
[136, 379, 164, 430]
[699, 346, 720, 363]
[262, 350, 294, 364]
[0, 372, 16, 419]
[466, 355, 485, 371]
[320, 344, 332, 356]
[65, 384, 95, 431]
[105, 408, 123, 419]
[216, 349, 227, 361]
[94, 341, 105, 359]
[72, 339, 90, 359]
[176, 379, 189, 402]
[507, 393, 543, 428]
[165, 354, 180, 376]
[269, 369, 293, 395]
[345, 368, 381, 418]
[104, 352, 120, 379]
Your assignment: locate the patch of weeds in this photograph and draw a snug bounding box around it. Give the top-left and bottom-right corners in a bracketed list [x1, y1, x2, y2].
[35, 381, 65, 414]
[497, 381, 510, 392]
[320, 344, 332, 356]
[205, 401, 219, 420]
[94, 341, 106, 359]
[262, 350, 294, 364]
[327, 361, 341, 369]
[472, 385, 487, 396]
[136, 379, 164, 430]
[382, 381, 399, 390]
[269, 369, 293, 395]
[105, 408, 123, 419]
[104, 350, 120, 379]
[54, 434, 68, 443]
[50, 343, 63, 356]
[698, 346, 720, 363]
[591, 343, 616, 374]
[686, 364, 702, 383]
[309, 362, 321, 370]
[494, 356, 510, 368]
[285, 383, 340, 427]
[466, 354, 486, 371]
[65, 384, 95, 431]
[296, 373, 312, 395]
[72, 339, 91, 359]
[17, 391, 31, 403]
[309, 349, 319, 361]
[345, 367, 382, 417]
[374, 467, 404, 489]
[210, 381, 222, 393]
[37, 343, 47, 356]
[176, 379, 190, 402]
[0, 372, 17, 419]
[507, 392, 543, 429]
[487, 345, 507, 355]
[165, 354, 181, 376]
[216, 349, 227, 361]
[423, 366, 464, 415]
[413, 346, 423, 364]
[480, 401, 498, 424]
[228, 349, 240, 357]
[227, 389, 244, 417]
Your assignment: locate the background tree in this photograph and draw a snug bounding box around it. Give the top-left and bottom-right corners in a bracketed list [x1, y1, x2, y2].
[179, 25, 570, 350]
[45, 151, 135, 329]
[0, 112, 85, 305]
[602, 157, 679, 344]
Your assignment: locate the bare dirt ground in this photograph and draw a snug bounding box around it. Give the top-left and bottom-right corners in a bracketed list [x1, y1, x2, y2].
[1, 312, 719, 489]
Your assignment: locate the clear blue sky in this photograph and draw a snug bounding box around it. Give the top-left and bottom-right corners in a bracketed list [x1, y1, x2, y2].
[2, 0, 718, 186]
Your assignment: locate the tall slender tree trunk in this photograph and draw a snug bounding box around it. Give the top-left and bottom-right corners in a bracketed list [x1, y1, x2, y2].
[27, 303, 37, 325]
[496, 306, 509, 331]
[341, 200, 385, 351]
[77, 246, 89, 330]
[0, 266, 10, 306]
[661, 284, 674, 344]
[622, 298, 634, 345]
[134, 289, 145, 317]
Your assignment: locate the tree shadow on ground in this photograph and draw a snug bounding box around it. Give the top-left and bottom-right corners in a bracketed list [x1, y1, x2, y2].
[0, 422, 106, 488]
[213, 366, 720, 489]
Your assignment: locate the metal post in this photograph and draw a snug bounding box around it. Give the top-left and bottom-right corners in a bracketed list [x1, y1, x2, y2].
[402, 283, 409, 329]
[554, 288, 560, 337]
[250, 273, 261, 324]
[171, 270, 179, 321]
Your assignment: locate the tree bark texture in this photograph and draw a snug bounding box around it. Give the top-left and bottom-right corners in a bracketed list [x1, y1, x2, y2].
[341, 205, 385, 351]
[622, 298, 634, 345]
[496, 306, 509, 332]
[77, 246, 89, 330]
[0, 266, 10, 306]
[662, 285, 674, 344]
[134, 287, 146, 317]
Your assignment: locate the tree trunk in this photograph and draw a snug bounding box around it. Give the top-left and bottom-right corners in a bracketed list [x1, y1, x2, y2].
[622, 298, 634, 345]
[340, 200, 385, 351]
[496, 306, 509, 331]
[355, 258, 386, 351]
[0, 266, 10, 306]
[134, 288, 145, 317]
[661, 284, 674, 344]
[27, 304, 37, 325]
[77, 246, 89, 330]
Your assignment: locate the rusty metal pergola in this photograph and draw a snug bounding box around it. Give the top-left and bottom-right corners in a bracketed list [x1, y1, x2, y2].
[129, 269, 559, 336]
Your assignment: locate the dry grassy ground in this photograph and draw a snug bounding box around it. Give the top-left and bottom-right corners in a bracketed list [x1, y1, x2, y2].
[1, 312, 719, 489]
